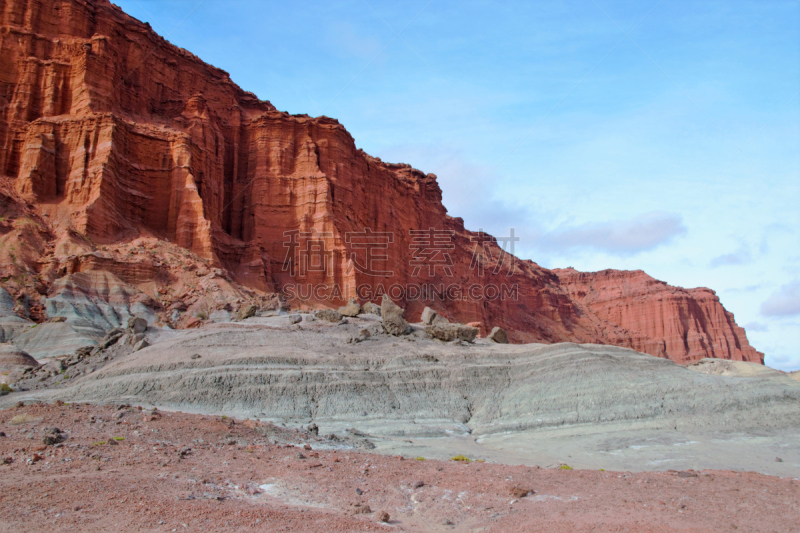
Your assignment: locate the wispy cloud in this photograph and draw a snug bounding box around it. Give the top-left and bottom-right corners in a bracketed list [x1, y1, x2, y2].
[744, 321, 768, 332]
[760, 281, 800, 317]
[710, 247, 752, 267]
[534, 211, 687, 256]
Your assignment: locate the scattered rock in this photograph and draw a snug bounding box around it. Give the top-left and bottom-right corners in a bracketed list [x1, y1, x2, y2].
[487, 326, 508, 344]
[466, 322, 482, 335]
[355, 488, 363, 495]
[509, 484, 534, 498]
[678, 471, 698, 478]
[426, 323, 479, 343]
[47, 316, 67, 323]
[431, 314, 450, 326]
[352, 504, 371, 515]
[132, 338, 149, 351]
[411, 480, 425, 489]
[288, 315, 302, 324]
[0, 344, 40, 380]
[380, 295, 410, 336]
[190, 354, 201, 360]
[420, 307, 437, 325]
[127, 317, 148, 334]
[99, 328, 125, 348]
[236, 304, 258, 321]
[42, 434, 63, 445]
[376, 511, 390, 522]
[307, 423, 319, 436]
[775, 457, 783, 462]
[338, 299, 361, 317]
[183, 317, 202, 329]
[361, 302, 381, 316]
[315, 309, 343, 323]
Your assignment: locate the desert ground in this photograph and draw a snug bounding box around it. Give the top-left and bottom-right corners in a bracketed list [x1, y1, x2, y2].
[1, 402, 799, 533]
[2, 313, 799, 531]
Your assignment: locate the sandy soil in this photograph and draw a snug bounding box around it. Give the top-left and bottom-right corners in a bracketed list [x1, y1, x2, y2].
[1, 403, 798, 532]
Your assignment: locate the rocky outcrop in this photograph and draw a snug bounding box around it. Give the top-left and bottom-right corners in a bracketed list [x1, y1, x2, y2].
[0, 343, 38, 382]
[0, 0, 762, 364]
[553, 268, 763, 364]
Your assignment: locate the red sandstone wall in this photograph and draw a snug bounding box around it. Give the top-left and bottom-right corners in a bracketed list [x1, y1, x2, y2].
[0, 0, 763, 363]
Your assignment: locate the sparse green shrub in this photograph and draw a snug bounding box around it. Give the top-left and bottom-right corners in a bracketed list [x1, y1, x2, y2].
[113, 437, 124, 441]
[414, 457, 425, 461]
[559, 464, 573, 470]
[0, 383, 13, 395]
[451, 455, 471, 462]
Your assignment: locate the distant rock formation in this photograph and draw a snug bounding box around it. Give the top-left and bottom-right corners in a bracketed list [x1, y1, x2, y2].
[0, 0, 761, 364]
[553, 268, 763, 364]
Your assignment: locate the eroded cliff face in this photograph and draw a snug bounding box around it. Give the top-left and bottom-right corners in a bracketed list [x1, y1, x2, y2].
[553, 269, 763, 364]
[0, 0, 762, 363]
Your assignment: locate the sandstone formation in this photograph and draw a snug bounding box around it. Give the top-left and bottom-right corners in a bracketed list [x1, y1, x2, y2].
[0, 0, 762, 364]
[553, 268, 764, 364]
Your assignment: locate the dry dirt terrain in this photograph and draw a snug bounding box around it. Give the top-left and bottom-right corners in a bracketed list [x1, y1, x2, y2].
[1, 403, 799, 533]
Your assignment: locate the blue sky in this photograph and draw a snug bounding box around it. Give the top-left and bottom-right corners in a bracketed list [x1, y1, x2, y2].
[116, 0, 799, 370]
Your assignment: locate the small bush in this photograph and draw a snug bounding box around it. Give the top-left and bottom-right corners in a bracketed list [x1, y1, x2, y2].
[113, 437, 124, 441]
[0, 383, 13, 395]
[92, 441, 106, 446]
[509, 484, 533, 498]
[9, 413, 40, 425]
[414, 457, 425, 461]
[451, 455, 471, 463]
[559, 464, 573, 470]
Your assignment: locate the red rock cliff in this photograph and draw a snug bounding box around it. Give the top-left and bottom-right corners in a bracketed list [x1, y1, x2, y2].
[0, 0, 763, 364]
[553, 268, 763, 364]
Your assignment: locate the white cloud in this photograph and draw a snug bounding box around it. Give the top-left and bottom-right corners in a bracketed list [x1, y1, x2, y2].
[710, 247, 752, 267]
[534, 211, 687, 256]
[760, 281, 800, 317]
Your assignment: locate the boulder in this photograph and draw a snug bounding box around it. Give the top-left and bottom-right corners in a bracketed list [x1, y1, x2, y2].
[381, 295, 410, 336]
[361, 302, 381, 316]
[426, 324, 479, 343]
[236, 304, 258, 321]
[0, 343, 40, 382]
[127, 317, 147, 334]
[338, 299, 362, 317]
[432, 314, 450, 326]
[466, 322, 483, 336]
[420, 307, 437, 325]
[99, 328, 125, 349]
[315, 309, 343, 323]
[487, 326, 508, 344]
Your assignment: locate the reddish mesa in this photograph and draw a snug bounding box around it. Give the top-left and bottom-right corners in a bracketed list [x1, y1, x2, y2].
[0, 0, 762, 364]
